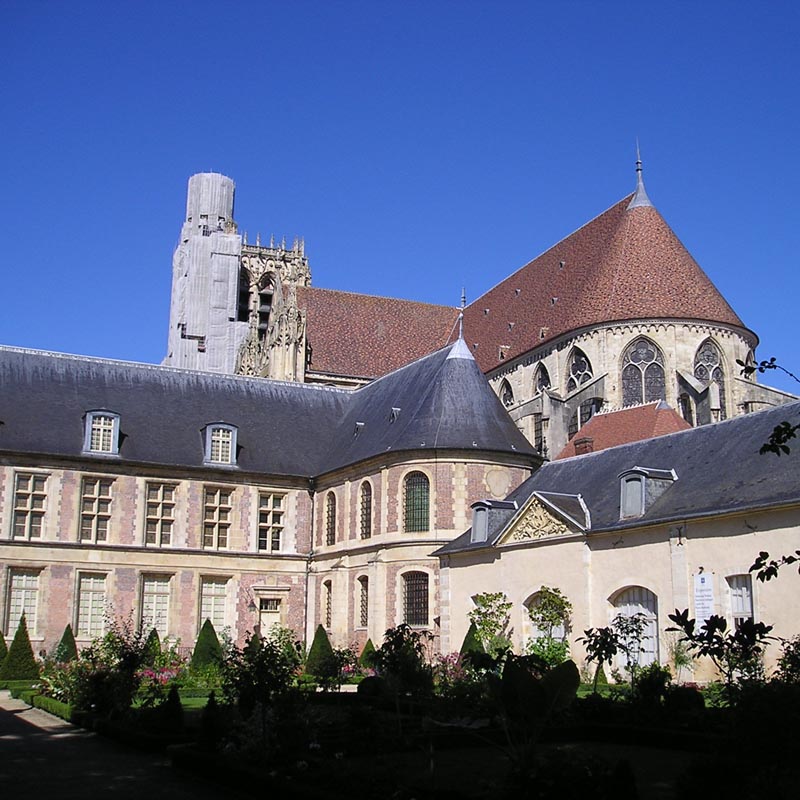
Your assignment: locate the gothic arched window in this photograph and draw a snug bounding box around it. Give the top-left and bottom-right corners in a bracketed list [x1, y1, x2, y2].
[566, 348, 593, 394]
[694, 340, 727, 420]
[534, 364, 551, 394]
[403, 472, 430, 533]
[621, 338, 666, 407]
[500, 379, 514, 407]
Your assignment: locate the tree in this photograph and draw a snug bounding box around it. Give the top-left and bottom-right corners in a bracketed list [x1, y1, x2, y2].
[0, 631, 7, 664]
[304, 624, 335, 679]
[578, 612, 649, 691]
[359, 638, 377, 668]
[467, 591, 513, 657]
[525, 586, 572, 668]
[0, 615, 40, 680]
[578, 626, 621, 693]
[53, 624, 78, 663]
[191, 619, 223, 669]
[459, 621, 485, 655]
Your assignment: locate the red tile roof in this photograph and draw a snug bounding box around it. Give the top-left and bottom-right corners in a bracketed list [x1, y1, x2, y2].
[554, 401, 692, 460]
[461, 196, 748, 373]
[296, 286, 459, 379]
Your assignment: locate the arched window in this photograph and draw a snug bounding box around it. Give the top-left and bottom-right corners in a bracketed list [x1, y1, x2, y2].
[323, 580, 332, 629]
[694, 340, 727, 420]
[403, 472, 430, 533]
[678, 392, 694, 426]
[500, 379, 514, 407]
[621, 338, 666, 406]
[566, 348, 593, 394]
[358, 576, 369, 628]
[567, 398, 603, 439]
[325, 493, 336, 545]
[403, 571, 429, 627]
[359, 482, 372, 539]
[534, 364, 551, 394]
[524, 588, 572, 643]
[611, 586, 659, 668]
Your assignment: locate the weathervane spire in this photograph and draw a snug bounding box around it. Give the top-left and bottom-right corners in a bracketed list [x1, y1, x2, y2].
[628, 139, 653, 209]
[458, 287, 466, 339]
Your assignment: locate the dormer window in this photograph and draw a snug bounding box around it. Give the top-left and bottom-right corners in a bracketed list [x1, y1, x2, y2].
[204, 424, 237, 466]
[619, 467, 677, 519]
[471, 503, 489, 543]
[84, 411, 120, 455]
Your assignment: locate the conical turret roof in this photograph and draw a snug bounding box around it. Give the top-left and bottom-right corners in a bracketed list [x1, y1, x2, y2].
[462, 178, 748, 373]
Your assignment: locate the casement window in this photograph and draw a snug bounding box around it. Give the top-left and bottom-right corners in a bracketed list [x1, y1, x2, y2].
[204, 424, 237, 465]
[79, 477, 113, 542]
[12, 473, 47, 540]
[203, 487, 232, 549]
[145, 483, 176, 546]
[323, 580, 332, 629]
[359, 483, 372, 539]
[6, 569, 39, 636]
[200, 577, 228, 632]
[84, 411, 120, 455]
[77, 573, 107, 638]
[358, 576, 369, 628]
[403, 472, 430, 533]
[325, 493, 336, 545]
[141, 575, 171, 637]
[728, 574, 754, 629]
[403, 571, 429, 627]
[258, 492, 285, 552]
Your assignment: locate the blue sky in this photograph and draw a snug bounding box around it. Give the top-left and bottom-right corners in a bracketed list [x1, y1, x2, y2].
[2, 1, 799, 392]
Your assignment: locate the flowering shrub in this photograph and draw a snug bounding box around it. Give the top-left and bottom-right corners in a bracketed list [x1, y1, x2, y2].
[136, 662, 186, 707]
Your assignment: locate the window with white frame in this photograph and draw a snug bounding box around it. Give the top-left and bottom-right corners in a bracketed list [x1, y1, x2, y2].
[611, 586, 659, 669]
[6, 569, 39, 636]
[403, 571, 429, 627]
[358, 576, 369, 628]
[727, 574, 754, 629]
[205, 424, 237, 465]
[84, 411, 120, 454]
[141, 575, 171, 637]
[12, 473, 47, 540]
[77, 573, 107, 638]
[203, 487, 232, 549]
[79, 477, 113, 542]
[145, 482, 176, 546]
[359, 482, 372, 539]
[200, 577, 228, 632]
[258, 492, 285, 551]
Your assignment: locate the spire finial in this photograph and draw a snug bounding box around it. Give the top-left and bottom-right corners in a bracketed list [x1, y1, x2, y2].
[628, 139, 653, 209]
[458, 287, 466, 339]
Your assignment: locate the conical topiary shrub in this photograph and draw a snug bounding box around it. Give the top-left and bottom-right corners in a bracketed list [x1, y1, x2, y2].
[0, 615, 40, 680]
[0, 631, 7, 664]
[305, 624, 334, 678]
[360, 638, 376, 668]
[460, 621, 485, 655]
[191, 619, 222, 669]
[144, 628, 161, 665]
[53, 624, 78, 663]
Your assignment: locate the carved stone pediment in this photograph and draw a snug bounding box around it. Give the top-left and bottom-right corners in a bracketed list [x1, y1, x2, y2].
[499, 499, 571, 544]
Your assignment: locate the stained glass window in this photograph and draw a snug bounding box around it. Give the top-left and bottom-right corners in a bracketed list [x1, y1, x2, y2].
[621, 338, 666, 406]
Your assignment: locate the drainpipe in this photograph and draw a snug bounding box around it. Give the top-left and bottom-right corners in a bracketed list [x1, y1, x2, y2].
[303, 477, 316, 651]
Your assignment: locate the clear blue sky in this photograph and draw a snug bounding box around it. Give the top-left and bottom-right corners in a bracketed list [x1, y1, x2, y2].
[3, 1, 799, 392]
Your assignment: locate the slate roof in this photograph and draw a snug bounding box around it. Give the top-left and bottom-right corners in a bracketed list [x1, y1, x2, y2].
[437, 400, 800, 555]
[0, 342, 536, 479]
[296, 286, 459, 379]
[554, 401, 691, 459]
[460, 190, 748, 374]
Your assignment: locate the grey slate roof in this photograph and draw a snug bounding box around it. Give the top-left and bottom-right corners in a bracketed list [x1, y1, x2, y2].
[437, 400, 800, 555]
[0, 342, 537, 479]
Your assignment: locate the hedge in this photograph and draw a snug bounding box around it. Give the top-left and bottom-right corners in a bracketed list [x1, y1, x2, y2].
[33, 694, 75, 722]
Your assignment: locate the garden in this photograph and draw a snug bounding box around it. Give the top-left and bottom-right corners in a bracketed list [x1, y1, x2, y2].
[1, 580, 799, 799]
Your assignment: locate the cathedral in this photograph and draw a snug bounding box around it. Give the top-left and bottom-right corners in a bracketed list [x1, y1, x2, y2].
[1, 165, 798, 676]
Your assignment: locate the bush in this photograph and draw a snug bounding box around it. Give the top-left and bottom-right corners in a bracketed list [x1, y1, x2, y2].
[360, 638, 377, 668]
[372, 624, 433, 695]
[776, 635, 800, 683]
[460, 622, 485, 655]
[33, 694, 75, 722]
[191, 619, 222, 670]
[143, 628, 161, 666]
[524, 636, 569, 669]
[53, 625, 78, 663]
[633, 662, 671, 706]
[304, 624, 334, 678]
[0, 615, 40, 681]
[0, 631, 7, 663]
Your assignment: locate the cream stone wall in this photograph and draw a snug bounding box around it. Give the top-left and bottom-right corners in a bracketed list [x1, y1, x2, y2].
[441, 505, 800, 681]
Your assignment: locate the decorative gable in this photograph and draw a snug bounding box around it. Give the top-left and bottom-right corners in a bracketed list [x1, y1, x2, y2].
[498, 498, 572, 544]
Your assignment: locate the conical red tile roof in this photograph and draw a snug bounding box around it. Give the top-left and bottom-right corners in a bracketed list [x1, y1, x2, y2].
[462, 195, 747, 373]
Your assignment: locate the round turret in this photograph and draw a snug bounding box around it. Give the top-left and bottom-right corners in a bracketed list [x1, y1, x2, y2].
[184, 173, 235, 233]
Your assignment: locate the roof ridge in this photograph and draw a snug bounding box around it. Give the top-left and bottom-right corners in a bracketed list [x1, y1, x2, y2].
[298, 284, 458, 311]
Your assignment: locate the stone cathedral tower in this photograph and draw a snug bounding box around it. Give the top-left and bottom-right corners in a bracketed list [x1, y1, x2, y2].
[163, 173, 311, 377]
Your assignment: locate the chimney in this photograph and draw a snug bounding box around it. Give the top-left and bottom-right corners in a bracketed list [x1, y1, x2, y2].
[574, 436, 594, 455]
